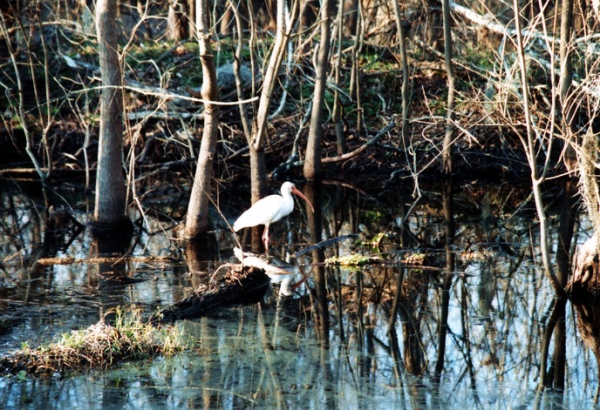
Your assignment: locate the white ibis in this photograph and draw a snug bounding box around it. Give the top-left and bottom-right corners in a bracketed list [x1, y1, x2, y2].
[233, 182, 314, 251]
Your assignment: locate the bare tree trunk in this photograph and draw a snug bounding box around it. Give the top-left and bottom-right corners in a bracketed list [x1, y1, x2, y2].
[231, 0, 252, 140]
[512, 0, 564, 297]
[303, 0, 332, 181]
[573, 130, 600, 282]
[556, 0, 575, 287]
[231, 0, 263, 251]
[136, 0, 154, 41]
[300, 0, 317, 30]
[251, 0, 289, 151]
[441, 0, 455, 174]
[332, 0, 346, 155]
[184, 0, 220, 239]
[559, 0, 574, 103]
[550, 0, 575, 388]
[392, 0, 410, 148]
[167, 0, 186, 40]
[93, 0, 131, 231]
[249, 143, 267, 252]
[187, 0, 195, 39]
[342, 0, 357, 36]
[348, 4, 363, 134]
[559, 0, 577, 176]
[243, 0, 295, 250]
[218, 0, 234, 35]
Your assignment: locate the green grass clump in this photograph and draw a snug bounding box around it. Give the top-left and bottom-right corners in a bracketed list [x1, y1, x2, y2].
[326, 253, 374, 266]
[0, 307, 190, 377]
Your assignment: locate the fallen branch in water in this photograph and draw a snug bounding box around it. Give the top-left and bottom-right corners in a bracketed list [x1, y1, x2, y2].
[33, 255, 175, 265]
[150, 265, 270, 325]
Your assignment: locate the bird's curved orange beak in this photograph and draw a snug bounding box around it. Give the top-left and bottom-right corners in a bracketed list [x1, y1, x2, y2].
[292, 186, 315, 213]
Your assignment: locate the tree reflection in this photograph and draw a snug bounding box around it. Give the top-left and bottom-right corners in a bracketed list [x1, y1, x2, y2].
[434, 177, 455, 380]
[305, 181, 329, 344]
[572, 294, 600, 403]
[3, 181, 600, 408]
[89, 228, 133, 320]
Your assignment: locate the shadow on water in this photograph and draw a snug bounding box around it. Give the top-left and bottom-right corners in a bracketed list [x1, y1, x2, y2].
[0, 179, 597, 408]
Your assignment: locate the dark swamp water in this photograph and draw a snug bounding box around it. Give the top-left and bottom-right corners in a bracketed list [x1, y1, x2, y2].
[0, 178, 598, 409]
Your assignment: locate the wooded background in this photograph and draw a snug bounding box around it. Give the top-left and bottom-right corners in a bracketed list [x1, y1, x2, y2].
[0, 0, 598, 249]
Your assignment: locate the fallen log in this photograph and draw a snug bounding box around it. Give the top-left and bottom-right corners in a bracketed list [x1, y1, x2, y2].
[150, 265, 270, 325]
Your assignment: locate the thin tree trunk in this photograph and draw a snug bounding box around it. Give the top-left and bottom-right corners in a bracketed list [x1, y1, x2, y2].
[249, 143, 267, 252]
[300, 0, 317, 29]
[332, 0, 346, 155]
[167, 0, 185, 40]
[441, 0, 455, 174]
[244, 0, 296, 250]
[559, 0, 573, 103]
[184, 0, 220, 239]
[512, 0, 564, 297]
[231, 0, 252, 140]
[556, 0, 575, 287]
[187, 0, 195, 39]
[251, 0, 289, 151]
[342, 0, 357, 36]
[392, 0, 410, 149]
[304, 0, 332, 181]
[348, 4, 363, 135]
[93, 0, 131, 230]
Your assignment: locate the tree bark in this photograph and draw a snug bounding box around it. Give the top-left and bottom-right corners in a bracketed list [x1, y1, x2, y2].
[232, 0, 252, 140]
[251, 0, 288, 151]
[571, 130, 600, 292]
[167, 0, 186, 40]
[332, 0, 346, 155]
[303, 0, 332, 181]
[559, 0, 574, 102]
[342, 0, 357, 37]
[441, 0, 455, 174]
[512, 0, 564, 297]
[93, 0, 131, 231]
[184, 0, 220, 239]
[249, 143, 267, 252]
[243, 0, 294, 250]
[392, 0, 410, 149]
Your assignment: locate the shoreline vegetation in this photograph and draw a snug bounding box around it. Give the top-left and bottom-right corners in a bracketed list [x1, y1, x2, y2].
[0, 264, 270, 378]
[0, 307, 188, 378]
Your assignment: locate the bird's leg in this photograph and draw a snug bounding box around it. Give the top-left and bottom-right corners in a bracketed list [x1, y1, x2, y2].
[262, 225, 270, 253]
[291, 275, 308, 292]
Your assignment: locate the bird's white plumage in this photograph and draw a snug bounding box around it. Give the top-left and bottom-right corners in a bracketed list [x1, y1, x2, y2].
[233, 182, 313, 251]
[233, 182, 297, 232]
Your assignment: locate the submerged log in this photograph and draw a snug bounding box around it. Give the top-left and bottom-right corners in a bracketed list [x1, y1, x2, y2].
[150, 265, 270, 325]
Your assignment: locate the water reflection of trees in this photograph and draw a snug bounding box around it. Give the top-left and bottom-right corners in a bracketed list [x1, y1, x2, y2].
[1, 182, 598, 407]
[307, 183, 578, 405]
